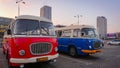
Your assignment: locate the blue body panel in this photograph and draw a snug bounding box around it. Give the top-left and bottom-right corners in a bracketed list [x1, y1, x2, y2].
[58, 38, 103, 55]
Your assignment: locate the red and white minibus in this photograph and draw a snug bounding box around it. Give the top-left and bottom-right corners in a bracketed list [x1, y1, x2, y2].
[2, 15, 59, 68]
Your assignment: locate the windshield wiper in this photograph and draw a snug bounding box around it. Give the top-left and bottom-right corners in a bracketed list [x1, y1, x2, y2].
[41, 26, 49, 35]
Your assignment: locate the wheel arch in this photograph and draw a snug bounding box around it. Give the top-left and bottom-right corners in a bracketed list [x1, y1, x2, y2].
[68, 44, 78, 53]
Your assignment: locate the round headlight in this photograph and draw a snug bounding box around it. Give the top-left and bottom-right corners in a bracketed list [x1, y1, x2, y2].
[89, 46, 92, 49]
[55, 47, 58, 52]
[19, 50, 25, 56]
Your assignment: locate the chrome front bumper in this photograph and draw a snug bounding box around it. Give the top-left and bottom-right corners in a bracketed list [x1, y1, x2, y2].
[10, 53, 59, 63]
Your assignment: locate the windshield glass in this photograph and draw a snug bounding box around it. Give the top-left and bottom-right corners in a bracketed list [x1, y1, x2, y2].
[81, 28, 99, 38]
[13, 19, 55, 36]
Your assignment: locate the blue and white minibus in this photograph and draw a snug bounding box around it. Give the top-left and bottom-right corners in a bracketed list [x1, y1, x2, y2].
[55, 25, 104, 56]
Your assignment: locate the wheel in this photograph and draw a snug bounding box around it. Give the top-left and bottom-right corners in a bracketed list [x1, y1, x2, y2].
[69, 47, 78, 57]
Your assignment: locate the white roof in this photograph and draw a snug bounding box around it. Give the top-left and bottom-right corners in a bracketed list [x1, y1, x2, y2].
[16, 15, 52, 23]
[55, 25, 95, 30]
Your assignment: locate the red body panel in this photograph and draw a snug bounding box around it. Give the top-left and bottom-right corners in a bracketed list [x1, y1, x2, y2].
[3, 36, 58, 66]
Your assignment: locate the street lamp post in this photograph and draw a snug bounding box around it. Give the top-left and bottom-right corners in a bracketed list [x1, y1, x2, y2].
[16, 0, 25, 16]
[74, 15, 82, 25]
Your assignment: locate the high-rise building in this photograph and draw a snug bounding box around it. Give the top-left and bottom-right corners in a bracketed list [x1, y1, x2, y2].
[40, 5, 52, 20]
[97, 16, 107, 39]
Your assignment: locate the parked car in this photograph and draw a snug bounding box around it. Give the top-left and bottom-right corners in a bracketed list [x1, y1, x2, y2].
[107, 39, 120, 45]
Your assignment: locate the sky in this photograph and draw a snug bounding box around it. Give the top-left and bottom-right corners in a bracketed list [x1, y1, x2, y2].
[0, 0, 120, 33]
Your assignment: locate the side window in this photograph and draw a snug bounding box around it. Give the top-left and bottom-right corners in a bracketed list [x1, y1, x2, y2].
[56, 30, 62, 37]
[73, 29, 80, 37]
[9, 21, 15, 34]
[62, 30, 71, 37]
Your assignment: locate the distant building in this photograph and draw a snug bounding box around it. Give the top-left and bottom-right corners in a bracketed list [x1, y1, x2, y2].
[107, 33, 117, 39]
[55, 24, 66, 28]
[97, 16, 107, 39]
[0, 17, 13, 38]
[40, 5, 52, 20]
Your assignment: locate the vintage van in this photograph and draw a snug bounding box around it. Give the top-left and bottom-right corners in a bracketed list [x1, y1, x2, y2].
[2, 15, 59, 68]
[55, 25, 104, 56]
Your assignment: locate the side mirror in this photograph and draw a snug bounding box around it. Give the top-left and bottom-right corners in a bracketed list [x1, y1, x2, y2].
[7, 29, 11, 35]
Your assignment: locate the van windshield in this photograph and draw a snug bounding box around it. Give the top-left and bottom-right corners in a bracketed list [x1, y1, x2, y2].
[13, 19, 55, 36]
[81, 28, 99, 38]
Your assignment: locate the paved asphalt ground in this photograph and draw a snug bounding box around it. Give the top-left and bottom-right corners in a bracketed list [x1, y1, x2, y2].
[0, 44, 120, 68]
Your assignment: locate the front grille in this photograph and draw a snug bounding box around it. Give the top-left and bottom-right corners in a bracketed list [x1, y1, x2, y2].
[30, 42, 52, 55]
[94, 42, 102, 49]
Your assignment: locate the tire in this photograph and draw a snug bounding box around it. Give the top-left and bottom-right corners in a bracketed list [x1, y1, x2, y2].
[69, 47, 78, 57]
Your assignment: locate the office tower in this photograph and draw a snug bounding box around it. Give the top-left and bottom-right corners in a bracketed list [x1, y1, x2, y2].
[40, 5, 52, 20]
[97, 16, 107, 39]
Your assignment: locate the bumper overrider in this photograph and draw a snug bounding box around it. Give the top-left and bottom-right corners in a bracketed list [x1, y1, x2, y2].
[10, 53, 59, 63]
[81, 50, 101, 54]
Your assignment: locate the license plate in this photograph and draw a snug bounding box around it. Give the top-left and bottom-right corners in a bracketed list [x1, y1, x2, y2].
[37, 57, 48, 62]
